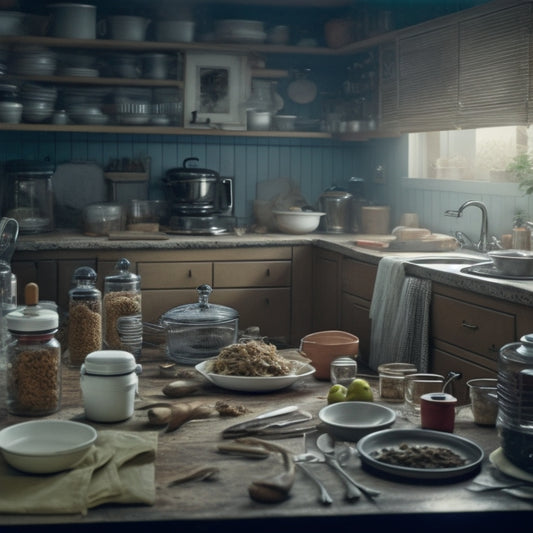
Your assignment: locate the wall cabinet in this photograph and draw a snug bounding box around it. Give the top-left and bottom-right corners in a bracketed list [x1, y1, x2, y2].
[429, 282, 533, 403]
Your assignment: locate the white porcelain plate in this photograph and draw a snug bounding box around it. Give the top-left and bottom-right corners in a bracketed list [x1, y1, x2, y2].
[195, 360, 315, 392]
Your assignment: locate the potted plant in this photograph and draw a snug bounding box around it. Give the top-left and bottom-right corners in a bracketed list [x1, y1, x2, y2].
[506, 152, 533, 194]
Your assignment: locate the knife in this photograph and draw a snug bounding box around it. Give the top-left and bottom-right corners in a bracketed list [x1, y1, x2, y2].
[222, 405, 310, 438]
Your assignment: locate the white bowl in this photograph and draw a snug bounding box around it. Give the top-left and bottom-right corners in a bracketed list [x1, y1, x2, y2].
[0, 420, 97, 473]
[488, 249, 533, 277]
[319, 401, 396, 442]
[0, 101, 22, 123]
[272, 210, 325, 234]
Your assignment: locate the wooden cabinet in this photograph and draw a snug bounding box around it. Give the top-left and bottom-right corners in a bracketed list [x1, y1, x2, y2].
[312, 248, 342, 332]
[340, 257, 377, 366]
[429, 282, 533, 403]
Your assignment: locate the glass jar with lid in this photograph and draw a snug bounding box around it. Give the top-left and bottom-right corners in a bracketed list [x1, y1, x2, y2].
[497, 334, 533, 472]
[67, 266, 102, 367]
[6, 282, 61, 416]
[103, 258, 142, 357]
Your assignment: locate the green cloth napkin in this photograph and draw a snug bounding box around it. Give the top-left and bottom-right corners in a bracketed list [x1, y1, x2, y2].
[0, 429, 158, 515]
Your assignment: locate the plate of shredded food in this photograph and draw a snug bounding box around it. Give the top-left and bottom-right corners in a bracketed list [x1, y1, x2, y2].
[356, 428, 484, 480]
[195, 340, 315, 392]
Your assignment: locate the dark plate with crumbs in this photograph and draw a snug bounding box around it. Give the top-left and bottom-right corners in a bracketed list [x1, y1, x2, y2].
[356, 428, 484, 480]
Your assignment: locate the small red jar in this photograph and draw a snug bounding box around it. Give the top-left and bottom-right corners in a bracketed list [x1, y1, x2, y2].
[420, 392, 457, 433]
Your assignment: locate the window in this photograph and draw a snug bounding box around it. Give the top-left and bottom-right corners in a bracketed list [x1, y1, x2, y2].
[408, 126, 532, 182]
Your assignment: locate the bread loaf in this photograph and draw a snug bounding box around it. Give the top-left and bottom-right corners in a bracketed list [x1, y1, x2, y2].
[392, 226, 432, 241]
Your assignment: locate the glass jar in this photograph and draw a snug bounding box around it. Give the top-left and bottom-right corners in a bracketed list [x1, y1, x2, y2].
[378, 362, 418, 402]
[6, 283, 61, 416]
[497, 334, 533, 472]
[67, 266, 102, 367]
[103, 258, 142, 357]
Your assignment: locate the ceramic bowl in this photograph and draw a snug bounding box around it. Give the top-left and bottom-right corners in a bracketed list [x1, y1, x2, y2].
[299, 330, 359, 380]
[0, 101, 22, 123]
[272, 210, 325, 235]
[319, 401, 396, 442]
[488, 249, 533, 277]
[0, 420, 97, 473]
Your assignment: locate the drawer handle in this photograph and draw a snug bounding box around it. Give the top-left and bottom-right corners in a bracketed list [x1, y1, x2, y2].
[265, 297, 270, 306]
[188, 269, 192, 277]
[461, 320, 479, 331]
[266, 268, 270, 276]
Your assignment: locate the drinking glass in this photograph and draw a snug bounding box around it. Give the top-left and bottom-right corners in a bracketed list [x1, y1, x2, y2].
[404, 373, 444, 421]
[330, 356, 358, 386]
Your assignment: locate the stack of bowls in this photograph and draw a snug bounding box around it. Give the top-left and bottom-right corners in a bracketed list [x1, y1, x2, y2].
[115, 102, 151, 125]
[10, 46, 56, 76]
[0, 101, 22, 123]
[153, 87, 183, 125]
[67, 104, 108, 125]
[21, 83, 57, 123]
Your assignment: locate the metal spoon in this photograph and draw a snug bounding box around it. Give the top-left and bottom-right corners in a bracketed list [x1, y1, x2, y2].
[316, 433, 380, 499]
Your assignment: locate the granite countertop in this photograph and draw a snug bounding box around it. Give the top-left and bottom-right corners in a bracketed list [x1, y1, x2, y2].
[15, 230, 533, 307]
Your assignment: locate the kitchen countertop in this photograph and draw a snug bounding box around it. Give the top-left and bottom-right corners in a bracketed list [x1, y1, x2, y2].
[1, 350, 531, 531]
[15, 230, 533, 307]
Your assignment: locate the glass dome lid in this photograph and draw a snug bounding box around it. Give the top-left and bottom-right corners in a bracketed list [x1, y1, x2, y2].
[160, 284, 238, 325]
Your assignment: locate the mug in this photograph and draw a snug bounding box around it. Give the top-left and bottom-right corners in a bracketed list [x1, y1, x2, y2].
[404, 373, 445, 419]
[420, 392, 457, 432]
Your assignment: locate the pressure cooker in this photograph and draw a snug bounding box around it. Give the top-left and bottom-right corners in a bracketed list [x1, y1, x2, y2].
[163, 157, 233, 215]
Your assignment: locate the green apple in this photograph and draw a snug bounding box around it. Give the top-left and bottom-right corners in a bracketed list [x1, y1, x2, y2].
[346, 378, 374, 402]
[327, 384, 347, 404]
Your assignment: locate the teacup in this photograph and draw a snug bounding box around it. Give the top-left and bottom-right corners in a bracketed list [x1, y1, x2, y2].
[404, 373, 445, 420]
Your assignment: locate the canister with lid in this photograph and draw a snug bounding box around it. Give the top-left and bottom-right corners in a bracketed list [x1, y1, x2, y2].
[80, 349, 142, 422]
[6, 282, 61, 416]
[67, 266, 102, 367]
[103, 258, 142, 357]
[497, 334, 533, 472]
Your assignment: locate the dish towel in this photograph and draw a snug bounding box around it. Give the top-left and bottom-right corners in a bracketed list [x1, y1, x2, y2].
[0, 429, 158, 515]
[368, 256, 432, 372]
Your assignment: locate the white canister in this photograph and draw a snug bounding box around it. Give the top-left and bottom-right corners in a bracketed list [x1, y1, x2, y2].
[80, 350, 141, 422]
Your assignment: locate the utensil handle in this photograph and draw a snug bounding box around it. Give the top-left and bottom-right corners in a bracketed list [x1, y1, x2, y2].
[325, 456, 380, 499]
[296, 463, 333, 505]
[325, 456, 361, 501]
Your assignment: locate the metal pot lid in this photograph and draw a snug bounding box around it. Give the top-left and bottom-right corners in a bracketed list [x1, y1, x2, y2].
[82, 350, 141, 375]
[165, 157, 220, 181]
[160, 284, 238, 325]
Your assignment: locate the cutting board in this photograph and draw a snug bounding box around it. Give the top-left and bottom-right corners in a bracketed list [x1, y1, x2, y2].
[388, 233, 458, 252]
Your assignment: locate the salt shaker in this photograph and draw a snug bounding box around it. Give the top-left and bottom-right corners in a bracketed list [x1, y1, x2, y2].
[67, 266, 102, 367]
[6, 283, 61, 416]
[103, 258, 142, 358]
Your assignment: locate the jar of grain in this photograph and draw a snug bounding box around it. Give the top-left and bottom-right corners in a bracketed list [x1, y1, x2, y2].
[67, 266, 101, 367]
[6, 283, 61, 416]
[103, 258, 142, 357]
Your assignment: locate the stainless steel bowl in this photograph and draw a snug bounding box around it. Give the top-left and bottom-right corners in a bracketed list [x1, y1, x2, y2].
[488, 249, 533, 276]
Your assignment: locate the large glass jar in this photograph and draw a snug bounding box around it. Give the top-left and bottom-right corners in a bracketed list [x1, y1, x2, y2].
[67, 266, 102, 367]
[6, 283, 61, 416]
[497, 334, 533, 472]
[103, 258, 142, 358]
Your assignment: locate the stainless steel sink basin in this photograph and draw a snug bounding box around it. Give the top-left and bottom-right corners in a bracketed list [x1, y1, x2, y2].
[407, 255, 486, 266]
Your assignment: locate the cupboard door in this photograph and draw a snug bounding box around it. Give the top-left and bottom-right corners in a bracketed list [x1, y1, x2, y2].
[211, 288, 291, 340]
[312, 249, 341, 331]
[341, 292, 371, 367]
[213, 261, 291, 288]
[138, 262, 212, 289]
[142, 289, 199, 323]
[342, 258, 377, 301]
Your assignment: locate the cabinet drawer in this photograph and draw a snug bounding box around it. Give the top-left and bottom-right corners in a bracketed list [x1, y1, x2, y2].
[431, 293, 515, 357]
[342, 259, 377, 301]
[138, 262, 212, 289]
[213, 261, 291, 288]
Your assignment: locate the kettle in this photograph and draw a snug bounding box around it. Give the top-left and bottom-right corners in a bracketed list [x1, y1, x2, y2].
[318, 189, 353, 233]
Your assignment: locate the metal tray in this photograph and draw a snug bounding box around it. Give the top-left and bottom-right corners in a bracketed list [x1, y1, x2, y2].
[356, 428, 484, 480]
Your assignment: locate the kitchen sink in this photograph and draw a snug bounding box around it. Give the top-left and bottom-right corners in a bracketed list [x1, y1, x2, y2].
[406, 253, 489, 275]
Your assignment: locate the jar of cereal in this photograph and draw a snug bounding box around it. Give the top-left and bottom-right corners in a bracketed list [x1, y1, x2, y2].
[67, 266, 102, 367]
[6, 282, 61, 416]
[103, 258, 142, 357]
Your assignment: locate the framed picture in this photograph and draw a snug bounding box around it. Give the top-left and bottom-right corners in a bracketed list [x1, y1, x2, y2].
[184, 52, 250, 129]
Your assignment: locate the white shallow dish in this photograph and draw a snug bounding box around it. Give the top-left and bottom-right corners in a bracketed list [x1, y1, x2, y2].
[195, 360, 315, 392]
[0, 420, 97, 474]
[356, 428, 484, 480]
[272, 210, 325, 234]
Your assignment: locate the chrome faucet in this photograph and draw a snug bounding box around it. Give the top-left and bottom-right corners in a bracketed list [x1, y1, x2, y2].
[445, 200, 489, 253]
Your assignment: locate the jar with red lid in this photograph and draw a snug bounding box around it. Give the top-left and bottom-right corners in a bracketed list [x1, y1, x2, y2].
[6, 283, 61, 416]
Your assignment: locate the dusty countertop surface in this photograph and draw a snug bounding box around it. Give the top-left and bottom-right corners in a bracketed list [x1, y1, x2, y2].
[0, 351, 530, 530]
[13, 230, 533, 306]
